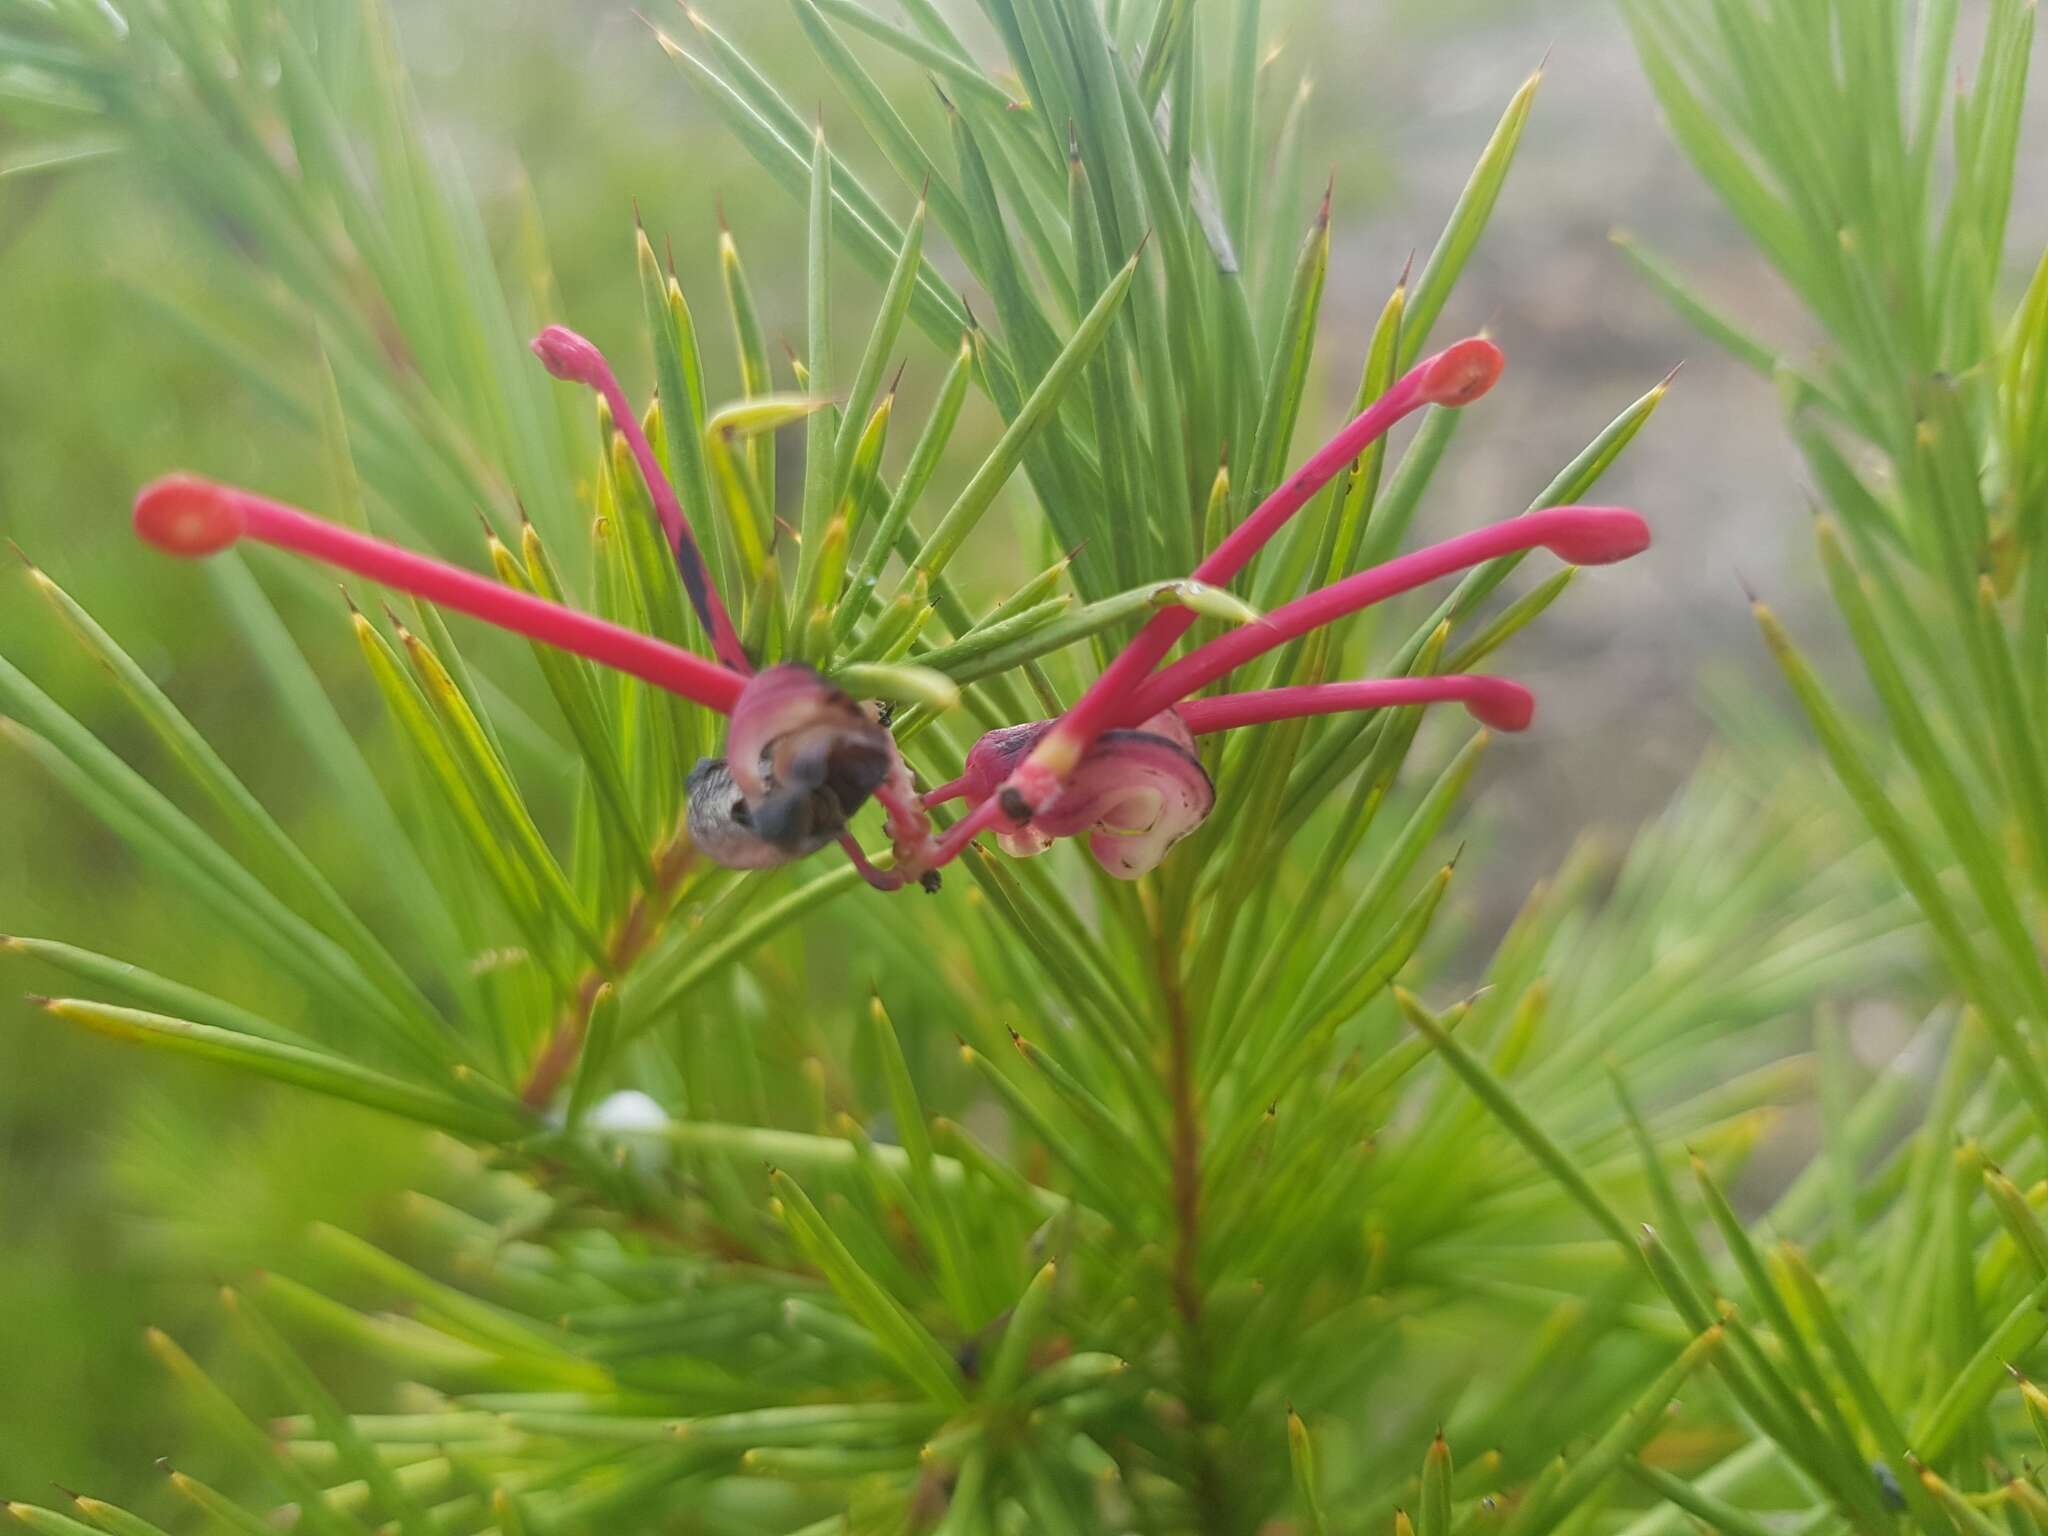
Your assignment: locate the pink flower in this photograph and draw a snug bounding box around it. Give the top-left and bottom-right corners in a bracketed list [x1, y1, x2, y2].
[130, 321, 1651, 891]
[920, 678, 1537, 880]
[919, 338, 1651, 873]
[929, 711, 1215, 878]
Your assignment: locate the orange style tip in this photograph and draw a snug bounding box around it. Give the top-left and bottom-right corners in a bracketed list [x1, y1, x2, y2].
[134, 475, 247, 557]
[1418, 336, 1505, 407]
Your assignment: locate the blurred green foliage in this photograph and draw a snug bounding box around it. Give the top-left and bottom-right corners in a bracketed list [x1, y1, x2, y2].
[5, 0, 2038, 1529]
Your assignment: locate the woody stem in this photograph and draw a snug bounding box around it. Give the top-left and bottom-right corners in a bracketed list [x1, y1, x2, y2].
[521, 833, 699, 1107]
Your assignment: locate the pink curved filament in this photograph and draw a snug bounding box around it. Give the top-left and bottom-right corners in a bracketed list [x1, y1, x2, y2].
[531, 325, 750, 674]
[836, 833, 906, 891]
[1175, 676, 1535, 734]
[1121, 505, 1648, 720]
[133, 474, 745, 715]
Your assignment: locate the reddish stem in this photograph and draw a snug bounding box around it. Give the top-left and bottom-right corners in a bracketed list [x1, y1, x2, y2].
[531, 325, 751, 674]
[134, 474, 745, 715]
[1122, 505, 1649, 719]
[1000, 336, 1504, 812]
[521, 834, 698, 1108]
[1175, 675, 1535, 734]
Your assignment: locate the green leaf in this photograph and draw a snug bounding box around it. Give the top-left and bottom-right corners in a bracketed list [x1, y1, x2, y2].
[900, 244, 1141, 588]
[1288, 1410, 1330, 1536]
[36, 997, 525, 1141]
[1401, 66, 1541, 367]
[770, 1169, 966, 1408]
[1401, 985, 1635, 1254]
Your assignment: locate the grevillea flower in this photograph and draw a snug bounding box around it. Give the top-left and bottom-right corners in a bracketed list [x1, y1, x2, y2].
[926, 711, 1218, 877]
[129, 321, 1649, 891]
[917, 338, 1653, 875]
[921, 681, 1537, 880]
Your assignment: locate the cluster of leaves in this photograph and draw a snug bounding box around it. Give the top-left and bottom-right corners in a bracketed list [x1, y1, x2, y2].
[1621, 0, 2047, 1085]
[1613, 0, 2048, 1527]
[5, 745, 1914, 1534]
[0, 0, 2038, 1530]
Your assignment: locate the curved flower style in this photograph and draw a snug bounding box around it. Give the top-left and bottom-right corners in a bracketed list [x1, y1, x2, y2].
[925, 338, 1653, 868]
[130, 321, 1650, 891]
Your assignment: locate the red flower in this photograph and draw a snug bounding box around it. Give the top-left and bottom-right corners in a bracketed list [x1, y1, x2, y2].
[132, 324, 1650, 890]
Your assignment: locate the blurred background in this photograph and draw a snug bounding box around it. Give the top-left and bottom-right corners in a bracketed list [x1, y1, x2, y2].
[0, 0, 2039, 1507]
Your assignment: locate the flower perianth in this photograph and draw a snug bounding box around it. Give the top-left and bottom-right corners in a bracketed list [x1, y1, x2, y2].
[925, 714, 1213, 879]
[133, 474, 746, 713]
[688, 663, 940, 889]
[1120, 505, 1649, 720]
[995, 336, 1504, 819]
[1174, 676, 1536, 734]
[530, 324, 750, 674]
